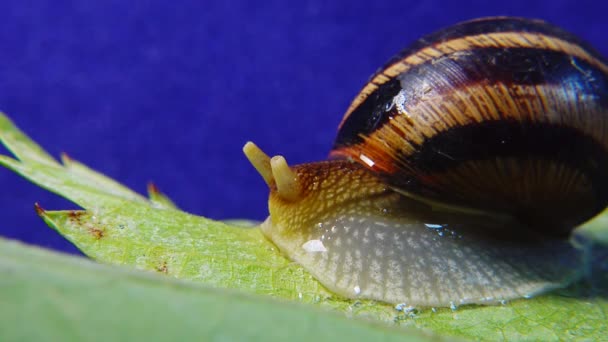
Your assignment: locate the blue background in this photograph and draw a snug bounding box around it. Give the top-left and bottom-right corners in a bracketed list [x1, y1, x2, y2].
[1, 1, 607, 254]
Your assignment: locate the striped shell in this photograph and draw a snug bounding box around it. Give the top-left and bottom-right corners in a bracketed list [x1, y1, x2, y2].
[331, 17, 608, 234]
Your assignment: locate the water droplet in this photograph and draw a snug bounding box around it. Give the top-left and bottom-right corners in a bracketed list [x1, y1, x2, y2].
[353, 286, 361, 295]
[500, 299, 507, 305]
[395, 303, 416, 314]
[298, 292, 303, 300]
[302, 240, 327, 253]
[395, 303, 407, 311]
[431, 307, 437, 313]
[424, 223, 443, 229]
[450, 301, 458, 311]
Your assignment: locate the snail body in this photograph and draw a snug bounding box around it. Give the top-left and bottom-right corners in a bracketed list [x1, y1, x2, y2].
[244, 17, 608, 307]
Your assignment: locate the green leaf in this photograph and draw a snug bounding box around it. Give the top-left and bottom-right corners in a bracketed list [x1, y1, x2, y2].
[1, 111, 607, 340]
[0, 238, 430, 341]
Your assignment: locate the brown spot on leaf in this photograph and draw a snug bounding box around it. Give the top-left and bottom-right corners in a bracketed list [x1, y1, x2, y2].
[156, 261, 168, 274]
[68, 210, 86, 223]
[88, 227, 105, 240]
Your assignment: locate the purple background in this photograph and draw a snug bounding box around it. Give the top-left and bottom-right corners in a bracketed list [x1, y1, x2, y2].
[0, 1, 607, 254]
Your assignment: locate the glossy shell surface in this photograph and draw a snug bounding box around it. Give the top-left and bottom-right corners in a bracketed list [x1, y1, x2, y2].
[331, 17, 608, 233]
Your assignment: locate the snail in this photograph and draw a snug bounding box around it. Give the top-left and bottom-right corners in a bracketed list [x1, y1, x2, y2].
[243, 17, 608, 307]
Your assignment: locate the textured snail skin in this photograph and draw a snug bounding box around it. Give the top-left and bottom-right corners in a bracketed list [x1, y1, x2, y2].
[259, 160, 581, 306]
[246, 17, 605, 307]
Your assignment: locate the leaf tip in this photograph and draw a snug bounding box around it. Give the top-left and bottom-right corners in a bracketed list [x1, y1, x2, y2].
[60, 152, 72, 165]
[34, 202, 46, 216]
[147, 181, 160, 195]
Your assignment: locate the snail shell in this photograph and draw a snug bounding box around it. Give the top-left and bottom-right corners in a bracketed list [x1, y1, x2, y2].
[244, 17, 608, 307]
[334, 16, 608, 234]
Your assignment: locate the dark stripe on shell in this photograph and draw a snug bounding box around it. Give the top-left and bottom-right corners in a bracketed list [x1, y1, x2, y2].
[337, 17, 608, 146]
[407, 121, 605, 182]
[382, 17, 608, 77]
[334, 46, 608, 148]
[387, 121, 608, 233]
[334, 78, 402, 147]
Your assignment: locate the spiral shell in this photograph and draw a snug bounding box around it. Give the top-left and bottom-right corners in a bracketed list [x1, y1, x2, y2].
[331, 17, 608, 234]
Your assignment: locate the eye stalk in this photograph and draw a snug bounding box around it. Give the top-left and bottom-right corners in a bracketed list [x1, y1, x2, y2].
[243, 142, 302, 202]
[242, 142, 273, 186]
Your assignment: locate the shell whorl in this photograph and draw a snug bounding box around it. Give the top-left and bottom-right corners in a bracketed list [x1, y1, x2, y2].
[331, 17, 608, 233]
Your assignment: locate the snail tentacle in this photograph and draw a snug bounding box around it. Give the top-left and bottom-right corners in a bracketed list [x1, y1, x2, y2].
[270, 155, 301, 202]
[243, 141, 273, 186]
